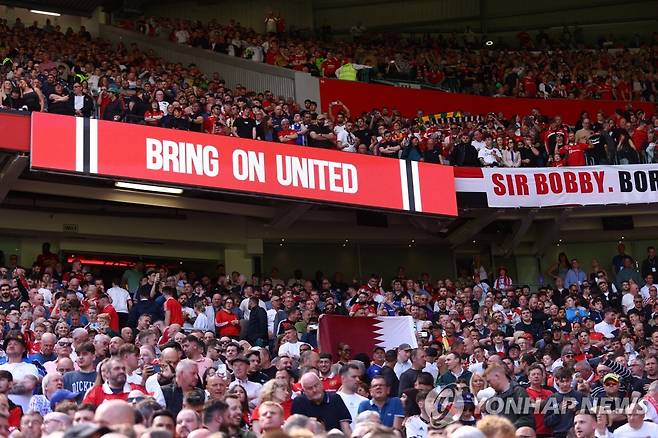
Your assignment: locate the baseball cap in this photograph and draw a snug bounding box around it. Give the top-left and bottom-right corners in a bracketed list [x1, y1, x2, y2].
[603, 373, 620, 384]
[398, 343, 412, 351]
[50, 389, 80, 410]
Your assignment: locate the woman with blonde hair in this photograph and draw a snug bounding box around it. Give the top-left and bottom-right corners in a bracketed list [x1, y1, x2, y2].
[469, 371, 495, 413]
[251, 380, 292, 435]
[0, 80, 13, 107]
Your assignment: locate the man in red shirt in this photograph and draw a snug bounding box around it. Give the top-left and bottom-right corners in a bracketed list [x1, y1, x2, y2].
[321, 52, 342, 78]
[521, 72, 537, 97]
[277, 119, 298, 145]
[83, 358, 146, 405]
[526, 364, 554, 437]
[558, 133, 593, 166]
[98, 294, 119, 333]
[163, 286, 184, 326]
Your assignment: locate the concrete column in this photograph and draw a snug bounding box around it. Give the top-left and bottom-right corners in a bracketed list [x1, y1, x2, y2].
[224, 248, 254, 277]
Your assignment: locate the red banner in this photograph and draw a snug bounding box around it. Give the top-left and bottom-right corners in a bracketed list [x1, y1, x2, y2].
[0, 111, 30, 152]
[29, 113, 457, 216]
[319, 79, 655, 124]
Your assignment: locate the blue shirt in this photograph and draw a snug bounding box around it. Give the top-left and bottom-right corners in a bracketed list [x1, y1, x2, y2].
[565, 307, 588, 323]
[367, 363, 383, 380]
[564, 269, 587, 289]
[28, 352, 57, 365]
[358, 397, 404, 427]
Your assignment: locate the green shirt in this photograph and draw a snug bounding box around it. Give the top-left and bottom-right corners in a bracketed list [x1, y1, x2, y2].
[122, 268, 143, 293]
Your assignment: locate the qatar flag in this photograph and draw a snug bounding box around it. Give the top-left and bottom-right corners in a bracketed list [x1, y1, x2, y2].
[318, 315, 418, 360]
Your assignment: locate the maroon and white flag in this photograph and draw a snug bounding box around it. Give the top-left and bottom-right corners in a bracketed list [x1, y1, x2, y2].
[318, 315, 418, 360]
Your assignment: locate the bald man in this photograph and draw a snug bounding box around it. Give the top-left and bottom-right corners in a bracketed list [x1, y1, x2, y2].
[515, 426, 536, 438]
[145, 347, 180, 407]
[291, 372, 352, 436]
[94, 400, 135, 428]
[188, 430, 212, 438]
[109, 336, 125, 357]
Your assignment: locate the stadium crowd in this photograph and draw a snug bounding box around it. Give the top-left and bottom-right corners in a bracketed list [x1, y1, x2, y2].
[1, 19, 657, 167]
[123, 16, 658, 101]
[1, 241, 658, 438]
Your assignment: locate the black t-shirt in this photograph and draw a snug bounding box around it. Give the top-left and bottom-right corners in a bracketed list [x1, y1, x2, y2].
[308, 124, 334, 149]
[0, 299, 20, 313]
[378, 140, 400, 158]
[189, 111, 205, 132]
[291, 392, 351, 431]
[129, 95, 150, 118]
[355, 128, 373, 146]
[48, 93, 73, 115]
[234, 117, 256, 139]
[423, 149, 441, 164]
[588, 133, 606, 162]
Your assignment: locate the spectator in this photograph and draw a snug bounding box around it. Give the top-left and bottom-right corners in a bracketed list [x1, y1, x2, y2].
[357, 375, 404, 429]
[83, 358, 146, 405]
[544, 367, 583, 437]
[483, 364, 535, 428]
[292, 372, 352, 435]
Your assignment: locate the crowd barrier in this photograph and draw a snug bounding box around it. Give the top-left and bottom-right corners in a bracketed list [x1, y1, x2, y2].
[29, 113, 457, 217]
[319, 79, 656, 123]
[4, 112, 658, 215]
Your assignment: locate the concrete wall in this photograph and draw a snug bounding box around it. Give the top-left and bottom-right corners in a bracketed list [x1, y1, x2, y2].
[312, 0, 479, 32]
[312, 0, 657, 45]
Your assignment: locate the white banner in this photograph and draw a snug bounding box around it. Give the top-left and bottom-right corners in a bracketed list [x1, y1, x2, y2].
[455, 165, 658, 208]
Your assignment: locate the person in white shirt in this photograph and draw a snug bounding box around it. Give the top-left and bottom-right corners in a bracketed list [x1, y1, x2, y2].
[641, 274, 656, 299]
[0, 332, 40, 412]
[193, 302, 210, 331]
[37, 278, 53, 308]
[423, 348, 439, 380]
[0, 333, 39, 381]
[337, 121, 359, 153]
[471, 130, 487, 151]
[594, 309, 618, 338]
[478, 138, 503, 167]
[239, 286, 267, 320]
[613, 402, 658, 437]
[277, 326, 305, 359]
[228, 357, 262, 409]
[107, 278, 132, 326]
[393, 344, 413, 379]
[336, 363, 368, 430]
